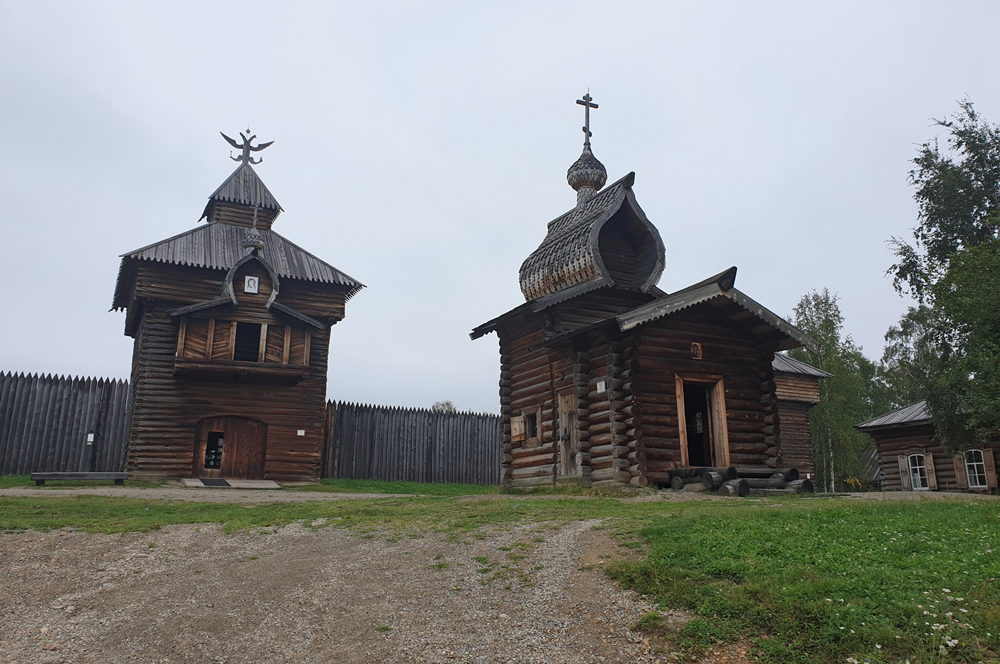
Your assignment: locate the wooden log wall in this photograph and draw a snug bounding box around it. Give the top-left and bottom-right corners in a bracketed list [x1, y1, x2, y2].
[773, 373, 820, 476]
[505, 319, 557, 489]
[322, 402, 501, 485]
[0, 372, 130, 475]
[571, 344, 593, 487]
[131, 263, 347, 326]
[498, 338, 513, 488]
[870, 424, 1000, 492]
[757, 345, 781, 468]
[547, 290, 652, 337]
[633, 312, 773, 484]
[585, 336, 633, 486]
[127, 303, 330, 481]
[776, 401, 814, 476]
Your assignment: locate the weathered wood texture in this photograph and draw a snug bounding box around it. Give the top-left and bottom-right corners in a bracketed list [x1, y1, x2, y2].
[774, 374, 821, 404]
[323, 402, 501, 485]
[0, 372, 130, 475]
[868, 423, 1000, 492]
[775, 401, 814, 476]
[634, 310, 772, 474]
[490, 300, 781, 488]
[127, 303, 331, 481]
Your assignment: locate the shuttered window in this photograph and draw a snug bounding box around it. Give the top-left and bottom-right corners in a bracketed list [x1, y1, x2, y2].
[908, 454, 929, 490]
[964, 450, 989, 488]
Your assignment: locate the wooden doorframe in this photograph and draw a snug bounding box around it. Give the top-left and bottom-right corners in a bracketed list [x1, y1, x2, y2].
[675, 373, 730, 468]
[556, 391, 579, 478]
[193, 415, 268, 479]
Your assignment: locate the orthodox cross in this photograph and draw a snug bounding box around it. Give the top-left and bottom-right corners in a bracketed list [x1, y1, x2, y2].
[221, 128, 274, 165]
[576, 93, 598, 145]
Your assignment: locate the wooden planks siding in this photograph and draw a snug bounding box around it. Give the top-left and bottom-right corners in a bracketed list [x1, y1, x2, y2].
[0, 372, 130, 475]
[322, 402, 501, 485]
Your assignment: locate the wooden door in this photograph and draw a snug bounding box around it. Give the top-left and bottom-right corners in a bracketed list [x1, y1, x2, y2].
[193, 416, 268, 479]
[557, 393, 579, 478]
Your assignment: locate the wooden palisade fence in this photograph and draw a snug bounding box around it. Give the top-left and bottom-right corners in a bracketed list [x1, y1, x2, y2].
[0, 373, 501, 484]
[0, 372, 131, 475]
[323, 402, 501, 485]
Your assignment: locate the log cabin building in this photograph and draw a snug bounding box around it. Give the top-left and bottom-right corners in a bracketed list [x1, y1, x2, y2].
[112, 132, 363, 482]
[771, 354, 831, 479]
[857, 402, 998, 493]
[471, 96, 820, 488]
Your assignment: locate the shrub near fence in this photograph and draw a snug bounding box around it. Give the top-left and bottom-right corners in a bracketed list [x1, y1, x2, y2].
[323, 402, 501, 485]
[0, 372, 131, 475]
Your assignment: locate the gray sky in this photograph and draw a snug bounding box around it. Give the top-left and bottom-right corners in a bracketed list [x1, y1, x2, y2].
[2, 1, 998, 414]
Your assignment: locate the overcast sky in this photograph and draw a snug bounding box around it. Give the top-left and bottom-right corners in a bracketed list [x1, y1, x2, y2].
[2, 1, 998, 414]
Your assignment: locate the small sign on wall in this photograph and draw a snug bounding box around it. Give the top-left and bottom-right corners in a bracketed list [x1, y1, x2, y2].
[244, 276, 259, 294]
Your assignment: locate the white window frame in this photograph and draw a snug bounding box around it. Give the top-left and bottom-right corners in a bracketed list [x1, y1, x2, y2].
[908, 454, 929, 490]
[964, 449, 989, 488]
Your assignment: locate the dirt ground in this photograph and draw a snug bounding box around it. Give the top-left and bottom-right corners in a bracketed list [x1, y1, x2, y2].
[0, 490, 757, 664]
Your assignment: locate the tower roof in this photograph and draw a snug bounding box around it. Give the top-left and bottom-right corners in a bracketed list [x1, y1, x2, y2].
[200, 162, 282, 222]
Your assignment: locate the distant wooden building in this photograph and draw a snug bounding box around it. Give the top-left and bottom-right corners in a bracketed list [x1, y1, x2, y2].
[113, 132, 363, 481]
[471, 98, 818, 488]
[857, 402, 998, 493]
[771, 354, 831, 479]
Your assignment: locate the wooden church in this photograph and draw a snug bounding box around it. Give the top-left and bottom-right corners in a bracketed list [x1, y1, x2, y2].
[472, 96, 818, 488]
[112, 131, 363, 482]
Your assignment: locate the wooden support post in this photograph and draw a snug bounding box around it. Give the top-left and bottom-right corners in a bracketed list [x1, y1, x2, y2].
[228, 321, 237, 360]
[282, 325, 291, 364]
[258, 323, 268, 363]
[175, 318, 187, 358]
[205, 319, 215, 359]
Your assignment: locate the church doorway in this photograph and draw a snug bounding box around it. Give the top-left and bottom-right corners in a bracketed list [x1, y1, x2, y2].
[193, 416, 268, 479]
[675, 375, 730, 468]
[556, 392, 580, 481]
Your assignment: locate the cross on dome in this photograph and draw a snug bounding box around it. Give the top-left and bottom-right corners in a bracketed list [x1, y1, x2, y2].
[577, 92, 599, 145]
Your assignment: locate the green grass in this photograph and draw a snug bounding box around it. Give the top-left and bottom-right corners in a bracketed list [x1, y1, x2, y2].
[0, 475, 165, 490]
[608, 498, 1000, 664]
[1, 487, 998, 663]
[288, 478, 500, 496]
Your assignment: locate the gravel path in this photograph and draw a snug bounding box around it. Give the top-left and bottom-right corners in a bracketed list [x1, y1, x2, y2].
[0, 516, 707, 663]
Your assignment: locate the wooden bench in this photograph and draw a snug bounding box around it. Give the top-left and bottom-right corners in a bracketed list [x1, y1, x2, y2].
[30, 472, 129, 486]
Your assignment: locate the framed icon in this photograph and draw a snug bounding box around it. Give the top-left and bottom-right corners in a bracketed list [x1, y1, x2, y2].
[691, 342, 703, 360]
[244, 276, 259, 294]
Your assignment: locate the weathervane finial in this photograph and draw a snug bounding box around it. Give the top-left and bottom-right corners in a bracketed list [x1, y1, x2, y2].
[220, 128, 274, 165]
[576, 91, 598, 146]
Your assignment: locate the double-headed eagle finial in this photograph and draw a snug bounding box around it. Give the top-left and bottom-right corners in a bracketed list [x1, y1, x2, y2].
[221, 127, 274, 165]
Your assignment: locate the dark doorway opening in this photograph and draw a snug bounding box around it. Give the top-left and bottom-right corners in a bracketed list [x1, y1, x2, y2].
[204, 431, 224, 469]
[193, 416, 268, 479]
[683, 384, 712, 467]
[233, 322, 262, 362]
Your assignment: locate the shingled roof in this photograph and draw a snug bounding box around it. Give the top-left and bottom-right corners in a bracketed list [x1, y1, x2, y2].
[112, 223, 364, 310]
[772, 354, 833, 378]
[856, 401, 931, 431]
[518, 172, 665, 309]
[200, 162, 282, 221]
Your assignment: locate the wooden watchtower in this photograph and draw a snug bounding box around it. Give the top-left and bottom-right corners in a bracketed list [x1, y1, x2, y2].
[113, 131, 363, 482]
[472, 96, 817, 489]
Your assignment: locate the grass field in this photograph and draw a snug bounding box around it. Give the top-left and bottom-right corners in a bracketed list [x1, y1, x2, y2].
[1, 484, 997, 663]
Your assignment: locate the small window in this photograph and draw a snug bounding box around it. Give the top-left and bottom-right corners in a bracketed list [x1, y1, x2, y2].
[965, 450, 989, 488]
[908, 454, 929, 490]
[204, 432, 224, 469]
[525, 412, 538, 440]
[233, 322, 262, 362]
